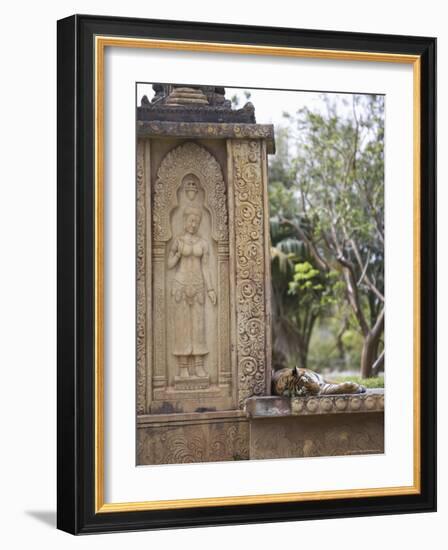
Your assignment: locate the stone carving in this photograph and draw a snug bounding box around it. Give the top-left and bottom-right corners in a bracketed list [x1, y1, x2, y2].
[232, 139, 268, 407]
[250, 415, 384, 460]
[245, 391, 385, 418]
[152, 141, 227, 242]
[137, 84, 255, 123]
[142, 84, 230, 109]
[136, 86, 275, 464]
[150, 141, 230, 404]
[137, 418, 249, 465]
[164, 86, 209, 106]
[136, 140, 146, 414]
[168, 203, 217, 380]
[137, 121, 275, 149]
[135, 88, 384, 468]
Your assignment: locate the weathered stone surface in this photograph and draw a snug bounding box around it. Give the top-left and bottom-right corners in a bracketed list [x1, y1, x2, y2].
[137, 411, 249, 465]
[137, 103, 256, 124]
[247, 392, 384, 459]
[148, 139, 233, 413]
[134, 87, 384, 467]
[245, 390, 384, 417]
[249, 413, 384, 460]
[137, 83, 255, 123]
[229, 139, 272, 407]
[136, 129, 273, 425]
[136, 121, 275, 153]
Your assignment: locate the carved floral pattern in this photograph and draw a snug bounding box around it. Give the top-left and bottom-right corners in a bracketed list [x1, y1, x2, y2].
[136, 140, 146, 414]
[232, 140, 268, 407]
[137, 421, 249, 464]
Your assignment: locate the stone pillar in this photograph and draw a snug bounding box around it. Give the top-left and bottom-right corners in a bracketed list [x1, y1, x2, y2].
[136, 85, 275, 464]
[228, 139, 272, 408]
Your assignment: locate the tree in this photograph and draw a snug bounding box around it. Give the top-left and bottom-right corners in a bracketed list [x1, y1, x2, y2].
[269, 154, 339, 371]
[282, 94, 385, 378]
[270, 217, 336, 370]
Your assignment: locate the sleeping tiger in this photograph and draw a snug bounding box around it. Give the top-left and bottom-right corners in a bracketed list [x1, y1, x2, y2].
[272, 367, 366, 397]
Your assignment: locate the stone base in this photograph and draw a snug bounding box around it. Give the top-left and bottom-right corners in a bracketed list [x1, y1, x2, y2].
[248, 413, 384, 459]
[138, 391, 385, 465]
[246, 391, 384, 460]
[137, 410, 249, 465]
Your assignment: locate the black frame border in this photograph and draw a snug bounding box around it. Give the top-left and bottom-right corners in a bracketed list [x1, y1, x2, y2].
[57, 14, 436, 534]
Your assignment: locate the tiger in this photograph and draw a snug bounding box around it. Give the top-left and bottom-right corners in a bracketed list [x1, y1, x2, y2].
[271, 366, 366, 397]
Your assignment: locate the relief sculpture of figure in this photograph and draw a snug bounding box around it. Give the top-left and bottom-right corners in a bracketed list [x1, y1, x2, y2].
[167, 204, 217, 379]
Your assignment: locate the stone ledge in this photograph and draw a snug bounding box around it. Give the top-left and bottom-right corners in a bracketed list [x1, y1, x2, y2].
[245, 390, 384, 418]
[137, 409, 247, 428]
[137, 121, 276, 153]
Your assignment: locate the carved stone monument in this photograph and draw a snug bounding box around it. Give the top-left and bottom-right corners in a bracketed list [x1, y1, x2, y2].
[136, 85, 384, 465]
[136, 85, 275, 464]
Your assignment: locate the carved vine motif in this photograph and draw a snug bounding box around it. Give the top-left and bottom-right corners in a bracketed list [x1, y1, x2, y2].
[138, 422, 249, 464]
[153, 142, 228, 242]
[136, 140, 146, 414]
[232, 140, 267, 408]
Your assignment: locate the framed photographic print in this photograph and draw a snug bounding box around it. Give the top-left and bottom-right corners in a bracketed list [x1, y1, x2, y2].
[57, 14, 436, 534]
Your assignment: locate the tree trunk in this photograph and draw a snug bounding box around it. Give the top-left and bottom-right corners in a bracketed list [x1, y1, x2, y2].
[335, 320, 348, 369]
[372, 349, 385, 376]
[336, 336, 346, 369]
[360, 307, 385, 378]
[360, 333, 377, 378]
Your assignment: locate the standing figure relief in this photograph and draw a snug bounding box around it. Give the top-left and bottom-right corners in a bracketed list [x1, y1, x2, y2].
[167, 186, 217, 379]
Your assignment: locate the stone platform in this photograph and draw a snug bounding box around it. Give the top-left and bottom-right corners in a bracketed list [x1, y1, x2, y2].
[245, 391, 384, 460]
[137, 390, 384, 465]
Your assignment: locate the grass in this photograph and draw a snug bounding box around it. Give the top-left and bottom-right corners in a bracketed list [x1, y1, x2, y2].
[334, 375, 384, 389]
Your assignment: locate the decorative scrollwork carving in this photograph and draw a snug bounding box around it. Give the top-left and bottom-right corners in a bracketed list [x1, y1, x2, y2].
[232, 140, 268, 407]
[137, 421, 249, 464]
[136, 140, 146, 414]
[153, 142, 228, 242]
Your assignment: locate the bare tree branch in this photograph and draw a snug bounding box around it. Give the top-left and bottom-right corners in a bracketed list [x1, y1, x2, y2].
[372, 349, 385, 376]
[349, 238, 385, 302]
[371, 306, 385, 342]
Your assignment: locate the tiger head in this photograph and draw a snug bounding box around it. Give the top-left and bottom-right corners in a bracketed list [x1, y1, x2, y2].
[292, 367, 321, 395]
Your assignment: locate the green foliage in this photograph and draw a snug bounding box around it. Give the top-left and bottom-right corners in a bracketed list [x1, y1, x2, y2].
[341, 329, 362, 349]
[269, 94, 385, 376]
[334, 375, 384, 389]
[289, 262, 338, 306]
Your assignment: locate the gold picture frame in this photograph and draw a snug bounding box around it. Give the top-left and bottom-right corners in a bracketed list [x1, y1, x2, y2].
[57, 14, 436, 534]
